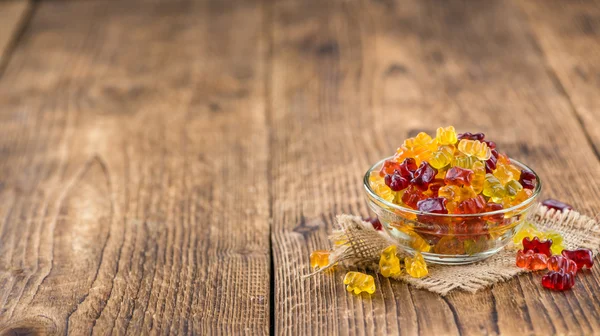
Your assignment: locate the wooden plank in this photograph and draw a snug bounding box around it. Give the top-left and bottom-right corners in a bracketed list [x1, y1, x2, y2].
[0, 0, 30, 70]
[517, 0, 600, 155]
[0, 0, 270, 335]
[270, 0, 600, 334]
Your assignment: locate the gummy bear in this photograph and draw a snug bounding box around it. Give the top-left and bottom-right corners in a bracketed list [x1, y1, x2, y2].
[365, 217, 383, 231]
[483, 174, 506, 198]
[444, 167, 474, 186]
[425, 179, 444, 197]
[522, 237, 552, 257]
[470, 161, 486, 194]
[370, 173, 394, 202]
[343, 271, 376, 295]
[310, 250, 330, 270]
[513, 222, 543, 247]
[457, 132, 485, 141]
[379, 159, 401, 177]
[397, 157, 418, 179]
[483, 202, 504, 222]
[434, 236, 465, 254]
[516, 250, 548, 270]
[504, 180, 523, 199]
[402, 185, 427, 209]
[436, 126, 458, 145]
[379, 245, 402, 277]
[385, 172, 409, 191]
[456, 195, 486, 214]
[397, 132, 437, 165]
[452, 153, 479, 169]
[542, 270, 575, 291]
[483, 140, 496, 149]
[417, 197, 448, 214]
[562, 249, 594, 270]
[457, 139, 491, 160]
[519, 169, 536, 190]
[485, 150, 498, 174]
[392, 225, 432, 252]
[547, 255, 577, 274]
[494, 163, 521, 185]
[543, 230, 565, 255]
[411, 162, 438, 191]
[430, 145, 455, 169]
[542, 199, 573, 212]
[404, 252, 428, 278]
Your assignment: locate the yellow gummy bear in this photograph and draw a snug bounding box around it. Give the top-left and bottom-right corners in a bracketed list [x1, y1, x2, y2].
[343, 271, 376, 295]
[436, 126, 458, 145]
[370, 172, 395, 202]
[405, 252, 428, 278]
[457, 139, 491, 160]
[505, 180, 523, 199]
[483, 174, 506, 198]
[310, 250, 330, 270]
[513, 221, 543, 247]
[452, 153, 479, 169]
[379, 245, 402, 277]
[393, 225, 432, 252]
[471, 161, 486, 194]
[543, 230, 565, 255]
[430, 145, 455, 169]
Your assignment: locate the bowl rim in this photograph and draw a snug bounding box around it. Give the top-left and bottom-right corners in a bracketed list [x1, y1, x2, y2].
[363, 156, 542, 217]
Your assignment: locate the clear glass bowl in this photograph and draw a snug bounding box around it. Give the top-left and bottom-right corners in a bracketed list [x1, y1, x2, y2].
[363, 157, 542, 265]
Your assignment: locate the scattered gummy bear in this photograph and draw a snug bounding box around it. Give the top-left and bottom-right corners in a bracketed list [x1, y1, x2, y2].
[522, 237, 552, 257]
[405, 252, 428, 278]
[310, 250, 330, 270]
[542, 199, 573, 212]
[513, 221, 544, 247]
[516, 250, 548, 270]
[544, 230, 565, 255]
[343, 271, 376, 295]
[542, 270, 576, 291]
[562, 249, 594, 270]
[547, 255, 577, 274]
[379, 245, 402, 277]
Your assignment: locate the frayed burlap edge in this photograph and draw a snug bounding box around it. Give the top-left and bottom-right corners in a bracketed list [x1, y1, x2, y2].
[308, 203, 600, 296]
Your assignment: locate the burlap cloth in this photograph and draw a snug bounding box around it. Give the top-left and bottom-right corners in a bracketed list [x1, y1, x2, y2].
[313, 203, 600, 296]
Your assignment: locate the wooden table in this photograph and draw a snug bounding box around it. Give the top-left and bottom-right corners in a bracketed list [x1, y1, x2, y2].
[1, 0, 600, 334]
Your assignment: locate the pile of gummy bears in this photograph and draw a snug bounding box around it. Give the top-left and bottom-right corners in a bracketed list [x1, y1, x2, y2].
[513, 199, 594, 291]
[370, 126, 537, 214]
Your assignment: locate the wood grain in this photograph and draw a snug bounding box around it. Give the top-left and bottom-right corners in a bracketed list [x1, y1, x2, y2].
[270, 0, 600, 335]
[0, 0, 270, 335]
[518, 0, 600, 156]
[0, 0, 30, 71]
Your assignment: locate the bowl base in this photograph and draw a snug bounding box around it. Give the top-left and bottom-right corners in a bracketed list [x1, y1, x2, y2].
[409, 246, 504, 265]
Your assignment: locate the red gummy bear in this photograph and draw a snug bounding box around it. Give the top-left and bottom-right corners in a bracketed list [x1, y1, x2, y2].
[542, 270, 576, 291]
[427, 179, 444, 197]
[411, 162, 438, 191]
[444, 167, 474, 187]
[485, 150, 499, 174]
[541, 199, 573, 212]
[519, 170, 536, 190]
[516, 250, 548, 270]
[522, 237, 552, 257]
[384, 173, 409, 191]
[483, 202, 503, 222]
[562, 249, 594, 270]
[456, 195, 486, 214]
[416, 197, 448, 214]
[402, 185, 427, 209]
[457, 132, 485, 141]
[547, 255, 577, 274]
[398, 158, 418, 179]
